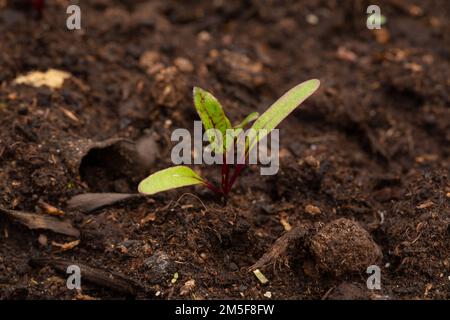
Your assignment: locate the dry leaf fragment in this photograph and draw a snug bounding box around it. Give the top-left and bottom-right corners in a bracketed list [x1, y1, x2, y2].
[75, 293, 97, 300]
[59, 107, 80, 123]
[424, 283, 433, 297]
[180, 279, 195, 296]
[405, 62, 423, 73]
[416, 200, 434, 209]
[0, 207, 79, 237]
[37, 201, 64, 217]
[67, 193, 142, 213]
[140, 212, 156, 225]
[279, 216, 292, 231]
[13, 69, 72, 89]
[253, 269, 269, 284]
[52, 240, 80, 251]
[415, 154, 438, 163]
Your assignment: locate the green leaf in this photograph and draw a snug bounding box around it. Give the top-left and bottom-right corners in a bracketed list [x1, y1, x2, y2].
[138, 166, 204, 195]
[193, 87, 232, 152]
[249, 79, 320, 150]
[234, 112, 259, 129]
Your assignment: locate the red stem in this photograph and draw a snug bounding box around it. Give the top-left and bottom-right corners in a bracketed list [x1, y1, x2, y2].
[226, 163, 245, 194]
[203, 180, 223, 195]
[221, 154, 226, 192]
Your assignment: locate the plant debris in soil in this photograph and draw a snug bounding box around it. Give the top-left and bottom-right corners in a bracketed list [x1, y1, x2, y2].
[0, 0, 449, 300]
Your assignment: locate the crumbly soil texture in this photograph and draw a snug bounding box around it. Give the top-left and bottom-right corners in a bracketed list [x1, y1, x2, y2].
[0, 0, 449, 300]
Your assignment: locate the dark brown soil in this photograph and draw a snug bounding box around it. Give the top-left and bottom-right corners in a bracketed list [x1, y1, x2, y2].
[0, 0, 449, 300]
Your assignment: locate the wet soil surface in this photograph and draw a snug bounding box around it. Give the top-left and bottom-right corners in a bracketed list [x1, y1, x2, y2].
[0, 0, 449, 299]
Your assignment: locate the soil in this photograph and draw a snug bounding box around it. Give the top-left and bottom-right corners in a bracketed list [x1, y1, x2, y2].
[0, 0, 449, 300]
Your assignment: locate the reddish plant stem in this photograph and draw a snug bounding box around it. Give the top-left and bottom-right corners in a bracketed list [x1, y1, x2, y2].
[203, 180, 223, 195]
[226, 163, 245, 194]
[221, 154, 227, 192]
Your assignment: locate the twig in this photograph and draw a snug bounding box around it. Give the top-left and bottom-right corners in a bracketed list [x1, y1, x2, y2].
[30, 258, 140, 296]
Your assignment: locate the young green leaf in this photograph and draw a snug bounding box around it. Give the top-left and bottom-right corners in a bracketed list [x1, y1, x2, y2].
[138, 166, 204, 195]
[193, 87, 231, 152]
[234, 112, 259, 129]
[249, 79, 320, 150]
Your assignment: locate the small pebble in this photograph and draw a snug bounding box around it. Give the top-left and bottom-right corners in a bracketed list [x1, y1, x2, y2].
[304, 155, 320, 169]
[38, 234, 48, 246]
[306, 14, 319, 25]
[174, 57, 194, 73]
[198, 31, 211, 42]
[305, 204, 321, 216]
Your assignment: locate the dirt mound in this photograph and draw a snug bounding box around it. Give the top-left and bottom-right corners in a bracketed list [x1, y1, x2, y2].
[310, 218, 382, 276]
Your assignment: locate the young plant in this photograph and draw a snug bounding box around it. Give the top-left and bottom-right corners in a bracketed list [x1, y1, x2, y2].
[138, 79, 320, 198]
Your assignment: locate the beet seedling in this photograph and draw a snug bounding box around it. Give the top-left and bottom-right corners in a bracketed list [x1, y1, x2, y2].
[138, 79, 320, 199]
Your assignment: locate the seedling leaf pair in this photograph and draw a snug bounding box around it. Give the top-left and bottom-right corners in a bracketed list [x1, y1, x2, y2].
[138, 79, 320, 197]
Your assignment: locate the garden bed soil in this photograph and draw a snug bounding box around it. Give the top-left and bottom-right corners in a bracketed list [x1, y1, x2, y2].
[0, 0, 449, 299]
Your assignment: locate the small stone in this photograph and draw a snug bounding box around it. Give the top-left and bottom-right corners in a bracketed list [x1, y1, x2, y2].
[306, 14, 319, 25]
[304, 155, 320, 169]
[305, 204, 321, 216]
[38, 234, 48, 246]
[263, 291, 272, 298]
[197, 31, 211, 42]
[151, 66, 187, 108]
[143, 251, 175, 279]
[136, 135, 158, 170]
[209, 50, 264, 88]
[139, 51, 161, 72]
[405, 62, 423, 73]
[174, 57, 194, 73]
[408, 5, 423, 17]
